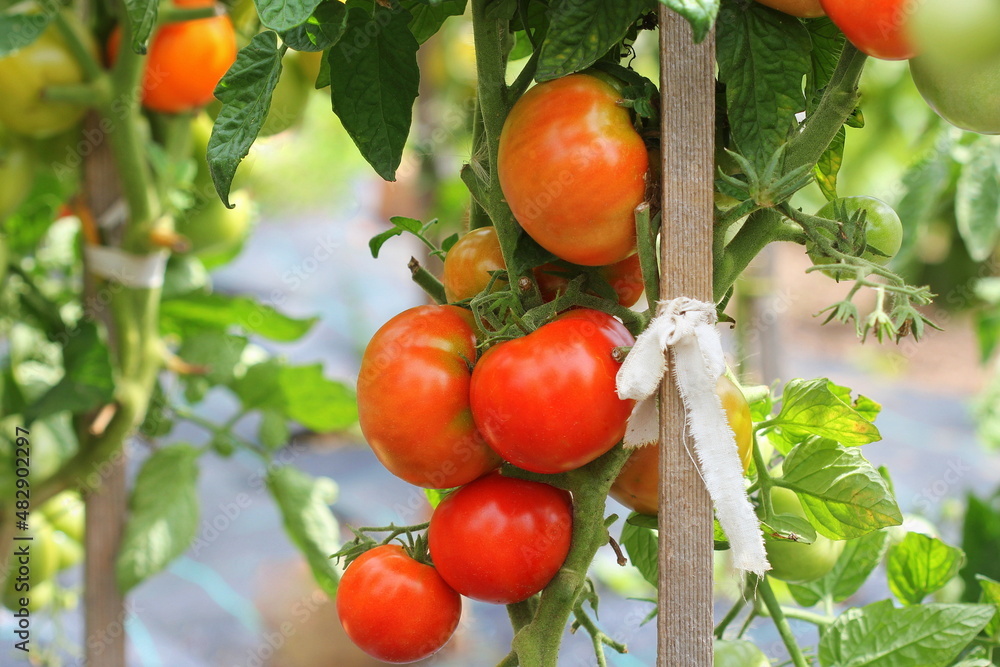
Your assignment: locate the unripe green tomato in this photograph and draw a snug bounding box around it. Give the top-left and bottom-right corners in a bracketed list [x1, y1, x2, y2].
[714, 639, 770, 667]
[0, 135, 35, 218]
[3, 518, 60, 605]
[3, 580, 54, 613]
[176, 189, 253, 255]
[809, 196, 903, 272]
[41, 491, 85, 543]
[765, 486, 845, 584]
[906, 0, 1000, 67]
[51, 529, 84, 571]
[0, 231, 9, 287]
[910, 53, 1000, 135]
[0, 12, 97, 138]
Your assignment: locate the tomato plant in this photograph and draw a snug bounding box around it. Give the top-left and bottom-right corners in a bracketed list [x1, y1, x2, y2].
[108, 9, 237, 114]
[357, 305, 501, 488]
[910, 55, 1000, 135]
[336, 544, 461, 664]
[0, 13, 95, 137]
[753, 0, 824, 18]
[428, 473, 573, 604]
[470, 309, 634, 474]
[764, 486, 845, 583]
[819, 0, 916, 60]
[610, 375, 752, 516]
[809, 196, 903, 271]
[497, 73, 649, 266]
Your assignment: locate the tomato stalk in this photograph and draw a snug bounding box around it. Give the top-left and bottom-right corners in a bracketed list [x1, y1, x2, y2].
[757, 576, 810, 667]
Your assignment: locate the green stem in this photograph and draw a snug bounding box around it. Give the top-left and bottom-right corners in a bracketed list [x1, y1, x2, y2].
[714, 594, 749, 639]
[634, 204, 660, 305]
[42, 82, 111, 105]
[758, 577, 810, 667]
[469, 98, 491, 230]
[761, 606, 834, 627]
[784, 43, 868, 174]
[51, 9, 105, 82]
[714, 209, 783, 302]
[508, 598, 538, 633]
[408, 257, 448, 304]
[159, 6, 217, 22]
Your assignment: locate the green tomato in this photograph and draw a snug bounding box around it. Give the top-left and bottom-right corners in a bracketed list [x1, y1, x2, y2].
[3, 580, 54, 613]
[3, 518, 60, 609]
[176, 189, 253, 255]
[714, 639, 770, 667]
[0, 133, 35, 219]
[0, 230, 8, 287]
[910, 53, 1000, 135]
[765, 486, 845, 584]
[0, 12, 97, 138]
[809, 196, 903, 272]
[907, 0, 1000, 67]
[41, 491, 85, 543]
[51, 530, 84, 571]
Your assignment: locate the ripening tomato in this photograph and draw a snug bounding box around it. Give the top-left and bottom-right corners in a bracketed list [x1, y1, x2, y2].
[498, 74, 649, 266]
[0, 12, 97, 138]
[470, 309, 634, 474]
[818, 0, 916, 60]
[428, 473, 572, 604]
[108, 9, 237, 113]
[337, 545, 461, 664]
[534, 253, 645, 308]
[442, 226, 507, 302]
[910, 54, 1000, 135]
[753, 0, 825, 17]
[764, 486, 845, 583]
[358, 306, 501, 488]
[610, 376, 753, 516]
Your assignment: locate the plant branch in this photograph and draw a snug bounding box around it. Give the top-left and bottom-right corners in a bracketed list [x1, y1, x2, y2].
[714, 209, 784, 302]
[758, 576, 809, 667]
[408, 257, 447, 304]
[52, 9, 105, 82]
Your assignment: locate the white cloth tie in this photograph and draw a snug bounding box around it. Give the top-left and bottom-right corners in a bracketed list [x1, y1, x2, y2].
[616, 297, 770, 576]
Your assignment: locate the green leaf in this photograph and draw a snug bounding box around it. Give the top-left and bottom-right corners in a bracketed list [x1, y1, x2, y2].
[400, 0, 467, 44]
[887, 532, 965, 606]
[955, 137, 1000, 262]
[716, 3, 811, 166]
[975, 309, 1000, 363]
[814, 127, 845, 201]
[330, 5, 420, 181]
[123, 0, 159, 53]
[976, 575, 1000, 639]
[259, 409, 290, 449]
[894, 133, 954, 262]
[177, 331, 248, 403]
[27, 322, 115, 423]
[767, 378, 881, 452]
[278, 364, 357, 432]
[818, 599, 994, 667]
[254, 0, 324, 32]
[424, 487, 456, 508]
[782, 438, 902, 540]
[658, 0, 719, 43]
[140, 381, 175, 439]
[281, 1, 349, 51]
[535, 0, 650, 82]
[960, 492, 1000, 601]
[626, 513, 658, 529]
[789, 528, 889, 607]
[369, 215, 424, 258]
[828, 382, 882, 423]
[0, 14, 52, 57]
[267, 466, 341, 595]
[805, 17, 845, 103]
[620, 514, 657, 588]
[117, 446, 201, 592]
[231, 361, 357, 432]
[160, 292, 317, 342]
[209, 32, 283, 207]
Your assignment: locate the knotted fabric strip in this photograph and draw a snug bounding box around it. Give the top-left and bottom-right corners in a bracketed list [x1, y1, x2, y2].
[616, 297, 769, 576]
[85, 246, 169, 289]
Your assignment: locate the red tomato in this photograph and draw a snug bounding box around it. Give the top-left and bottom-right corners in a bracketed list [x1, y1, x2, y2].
[534, 253, 645, 308]
[818, 0, 916, 60]
[108, 10, 236, 113]
[428, 473, 572, 604]
[610, 376, 753, 516]
[470, 309, 634, 474]
[498, 74, 649, 266]
[442, 226, 507, 302]
[337, 545, 461, 663]
[357, 306, 501, 488]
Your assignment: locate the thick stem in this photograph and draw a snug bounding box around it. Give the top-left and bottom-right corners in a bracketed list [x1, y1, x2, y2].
[758, 577, 810, 667]
[408, 257, 448, 304]
[714, 209, 783, 302]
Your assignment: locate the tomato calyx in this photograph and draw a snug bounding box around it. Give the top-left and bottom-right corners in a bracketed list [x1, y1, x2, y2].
[332, 521, 432, 569]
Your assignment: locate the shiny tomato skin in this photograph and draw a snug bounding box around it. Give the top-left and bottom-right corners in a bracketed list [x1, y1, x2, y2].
[442, 226, 507, 302]
[610, 376, 753, 516]
[534, 253, 645, 308]
[337, 545, 461, 664]
[765, 486, 845, 583]
[428, 473, 572, 604]
[357, 305, 501, 488]
[108, 13, 236, 113]
[470, 309, 635, 474]
[818, 0, 916, 60]
[498, 74, 649, 266]
[910, 54, 1000, 135]
[754, 0, 825, 17]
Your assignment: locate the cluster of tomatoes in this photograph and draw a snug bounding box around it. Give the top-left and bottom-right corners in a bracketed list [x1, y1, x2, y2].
[758, 0, 1000, 135]
[2, 492, 85, 614]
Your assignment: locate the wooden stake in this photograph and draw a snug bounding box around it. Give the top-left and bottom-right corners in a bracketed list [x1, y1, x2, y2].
[657, 8, 716, 666]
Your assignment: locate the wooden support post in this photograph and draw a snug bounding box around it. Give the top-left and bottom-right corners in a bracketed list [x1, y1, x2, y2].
[657, 7, 716, 667]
